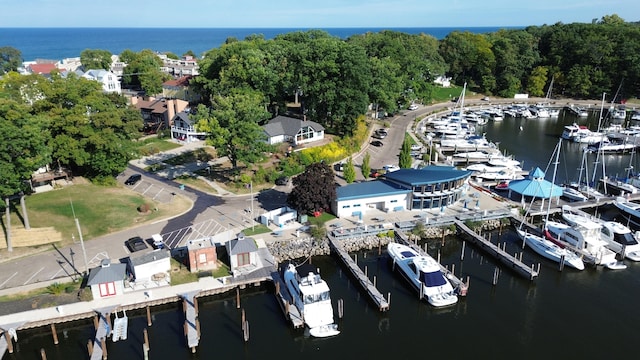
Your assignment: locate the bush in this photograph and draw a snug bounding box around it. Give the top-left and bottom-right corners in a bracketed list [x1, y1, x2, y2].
[137, 203, 151, 213]
[46, 283, 65, 295]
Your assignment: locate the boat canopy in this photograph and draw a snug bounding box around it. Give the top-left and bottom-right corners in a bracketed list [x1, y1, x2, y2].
[421, 270, 447, 287]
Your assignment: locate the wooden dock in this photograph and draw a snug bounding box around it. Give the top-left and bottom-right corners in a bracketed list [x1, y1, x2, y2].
[454, 219, 539, 280]
[271, 271, 304, 329]
[0, 331, 8, 357]
[181, 291, 200, 353]
[90, 309, 113, 360]
[327, 235, 390, 311]
[394, 230, 469, 295]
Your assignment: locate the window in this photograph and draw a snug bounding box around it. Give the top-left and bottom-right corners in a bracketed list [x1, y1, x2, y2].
[99, 282, 116, 297]
[199, 253, 207, 264]
[390, 200, 398, 203]
[342, 205, 351, 209]
[354, 204, 361, 207]
[237, 253, 250, 267]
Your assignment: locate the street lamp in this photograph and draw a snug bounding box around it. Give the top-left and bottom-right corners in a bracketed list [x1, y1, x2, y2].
[70, 200, 88, 274]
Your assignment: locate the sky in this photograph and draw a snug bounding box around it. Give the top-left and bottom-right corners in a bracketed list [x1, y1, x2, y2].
[0, 0, 637, 28]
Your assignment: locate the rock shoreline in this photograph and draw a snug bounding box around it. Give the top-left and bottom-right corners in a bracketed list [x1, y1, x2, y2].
[266, 219, 505, 263]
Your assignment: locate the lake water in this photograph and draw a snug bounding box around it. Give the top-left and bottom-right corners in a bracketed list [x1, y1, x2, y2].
[6, 109, 640, 360]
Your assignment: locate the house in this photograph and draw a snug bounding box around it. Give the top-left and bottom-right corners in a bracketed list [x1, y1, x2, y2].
[158, 54, 199, 77]
[227, 232, 258, 277]
[171, 111, 207, 142]
[25, 62, 58, 77]
[127, 249, 171, 289]
[434, 75, 452, 88]
[263, 115, 325, 146]
[86, 259, 127, 299]
[81, 69, 121, 94]
[162, 75, 200, 103]
[131, 96, 189, 133]
[186, 237, 219, 273]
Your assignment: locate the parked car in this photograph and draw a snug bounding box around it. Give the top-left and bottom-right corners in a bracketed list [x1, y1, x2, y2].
[275, 176, 289, 186]
[334, 162, 345, 172]
[125, 174, 142, 185]
[125, 236, 148, 252]
[410, 144, 422, 151]
[373, 132, 387, 139]
[370, 169, 383, 178]
[151, 234, 164, 249]
[383, 164, 400, 173]
[408, 104, 419, 110]
[371, 140, 384, 147]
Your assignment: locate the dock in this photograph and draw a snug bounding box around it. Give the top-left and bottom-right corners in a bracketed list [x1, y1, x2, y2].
[181, 291, 200, 353]
[90, 309, 114, 360]
[394, 230, 469, 295]
[271, 271, 304, 328]
[454, 219, 539, 280]
[327, 234, 390, 311]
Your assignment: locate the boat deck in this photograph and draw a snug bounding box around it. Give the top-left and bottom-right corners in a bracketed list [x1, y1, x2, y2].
[271, 271, 304, 329]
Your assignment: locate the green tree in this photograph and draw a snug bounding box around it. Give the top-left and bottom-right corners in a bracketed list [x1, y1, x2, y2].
[361, 152, 371, 179]
[80, 49, 113, 70]
[197, 91, 270, 169]
[0, 46, 22, 74]
[399, 135, 413, 169]
[287, 162, 336, 215]
[343, 157, 356, 183]
[121, 49, 169, 95]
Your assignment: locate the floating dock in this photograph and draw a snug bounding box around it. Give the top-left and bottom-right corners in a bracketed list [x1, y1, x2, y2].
[454, 219, 539, 280]
[271, 271, 304, 329]
[182, 291, 201, 353]
[327, 234, 390, 311]
[90, 308, 114, 360]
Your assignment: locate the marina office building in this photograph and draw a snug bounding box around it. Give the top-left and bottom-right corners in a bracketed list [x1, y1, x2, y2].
[332, 166, 472, 218]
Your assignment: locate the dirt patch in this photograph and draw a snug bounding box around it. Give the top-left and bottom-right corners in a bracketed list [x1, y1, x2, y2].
[0, 293, 81, 316]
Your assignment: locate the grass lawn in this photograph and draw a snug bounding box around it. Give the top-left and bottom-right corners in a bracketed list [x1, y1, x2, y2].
[241, 224, 271, 236]
[308, 212, 336, 227]
[14, 183, 191, 243]
[136, 138, 181, 155]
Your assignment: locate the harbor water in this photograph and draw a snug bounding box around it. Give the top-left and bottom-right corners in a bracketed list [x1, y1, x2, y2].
[6, 109, 640, 360]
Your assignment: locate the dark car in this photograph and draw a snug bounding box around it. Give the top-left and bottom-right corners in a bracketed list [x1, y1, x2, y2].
[371, 140, 384, 147]
[275, 176, 289, 186]
[125, 236, 148, 252]
[124, 174, 142, 185]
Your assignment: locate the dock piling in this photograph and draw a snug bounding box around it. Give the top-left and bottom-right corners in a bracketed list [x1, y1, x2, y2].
[100, 336, 107, 360]
[87, 339, 93, 356]
[51, 323, 58, 345]
[236, 288, 240, 309]
[461, 241, 466, 261]
[364, 265, 368, 277]
[146, 306, 152, 327]
[338, 299, 344, 319]
[40, 348, 46, 360]
[243, 321, 249, 342]
[373, 275, 377, 287]
[492, 267, 500, 285]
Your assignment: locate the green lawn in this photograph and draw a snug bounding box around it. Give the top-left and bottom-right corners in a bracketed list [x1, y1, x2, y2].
[136, 138, 181, 156]
[17, 184, 190, 242]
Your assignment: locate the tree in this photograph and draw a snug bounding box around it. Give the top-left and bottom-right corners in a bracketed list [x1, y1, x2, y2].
[121, 49, 169, 95]
[197, 91, 270, 169]
[0, 46, 22, 74]
[361, 152, 371, 179]
[80, 49, 113, 70]
[399, 135, 413, 169]
[287, 162, 336, 215]
[343, 157, 356, 183]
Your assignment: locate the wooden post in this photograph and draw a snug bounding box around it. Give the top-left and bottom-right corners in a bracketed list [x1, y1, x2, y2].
[100, 336, 107, 360]
[40, 348, 47, 360]
[143, 328, 149, 351]
[355, 253, 357, 266]
[87, 339, 93, 356]
[337, 299, 344, 319]
[285, 301, 289, 315]
[241, 308, 246, 331]
[373, 275, 377, 287]
[146, 306, 152, 326]
[183, 300, 187, 313]
[194, 297, 199, 314]
[196, 318, 201, 339]
[5, 330, 13, 353]
[105, 314, 112, 338]
[93, 315, 99, 330]
[451, 264, 455, 276]
[183, 320, 188, 338]
[275, 281, 280, 295]
[387, 292, 391, 307]
[461, 241, 466, 261]
[51, 323, 59, 345]
[236, 287, 240, 309]
[365, 265, 368, 277]
[243, 321, 249, 342]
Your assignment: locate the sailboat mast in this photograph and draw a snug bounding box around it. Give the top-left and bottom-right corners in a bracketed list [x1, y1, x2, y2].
[592, 93, 607, 186]
[546, 138, 562, 223]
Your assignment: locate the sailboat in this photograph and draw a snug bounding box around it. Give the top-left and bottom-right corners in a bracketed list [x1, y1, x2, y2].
[515, 138, 585, 270]
[542, 76, 560, 117]
[566, 147, 605, 199]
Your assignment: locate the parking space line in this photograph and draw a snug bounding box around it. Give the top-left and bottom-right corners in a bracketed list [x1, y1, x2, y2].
[0, 272, 18, 288]
[24, 267, 45, 285]
[50, 268, 66, 280]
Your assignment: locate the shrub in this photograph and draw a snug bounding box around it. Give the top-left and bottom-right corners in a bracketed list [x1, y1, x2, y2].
[138, 203, 151, 213]
[46, 283, 65, 295]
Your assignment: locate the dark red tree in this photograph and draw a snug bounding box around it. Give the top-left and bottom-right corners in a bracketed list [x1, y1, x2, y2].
[287, 162, 336, 215]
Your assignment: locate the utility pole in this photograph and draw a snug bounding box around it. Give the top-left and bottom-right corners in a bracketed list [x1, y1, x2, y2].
[70, 200, 88, 274]
[250, 181, 255, 231]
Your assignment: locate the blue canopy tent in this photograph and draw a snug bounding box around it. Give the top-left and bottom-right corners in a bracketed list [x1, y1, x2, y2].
[507, 167, 563, 209]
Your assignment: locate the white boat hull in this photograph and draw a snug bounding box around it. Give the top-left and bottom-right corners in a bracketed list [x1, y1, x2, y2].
[516, 229, 584, 270]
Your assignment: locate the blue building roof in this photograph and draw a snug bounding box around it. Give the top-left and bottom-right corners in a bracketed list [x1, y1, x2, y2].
[383, 166, 473, 187]
[336, 180, 409, 201]
[508, 167, 563, 198]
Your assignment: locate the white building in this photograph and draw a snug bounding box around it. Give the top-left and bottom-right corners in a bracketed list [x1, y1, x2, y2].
[127, 250, 171, 289]
[82, 69, 122, 94]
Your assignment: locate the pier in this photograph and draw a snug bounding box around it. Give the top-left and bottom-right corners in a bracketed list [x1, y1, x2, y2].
[90, 308, 115, 360]
[181, 291, 200, 353]
[453, 219, 540, 280]
[327, 234, 390, 311]
[271, 271, 304, 329]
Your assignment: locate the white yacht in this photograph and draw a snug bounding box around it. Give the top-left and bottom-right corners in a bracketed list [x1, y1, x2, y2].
[516, 229, 585, 270]
[613, 196, 640, 225]
[387, 242, 458, 307]
[283, 263, 339, 337]
[544, 220, 621, 268]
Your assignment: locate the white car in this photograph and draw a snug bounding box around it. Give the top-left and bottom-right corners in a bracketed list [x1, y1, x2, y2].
[408, 104, 419, 110]
[383, 164, 400, 173]
[410, 144, 422, 151]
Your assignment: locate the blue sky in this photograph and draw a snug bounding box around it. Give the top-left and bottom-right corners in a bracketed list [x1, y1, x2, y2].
[1, 0, 636, 28]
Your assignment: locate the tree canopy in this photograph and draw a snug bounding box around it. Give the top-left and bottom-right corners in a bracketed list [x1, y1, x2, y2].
[0, 46, 22, 75]
[120, 49, 170, 95]
[80, 49, 113, 70]
[287, 162, 336, 215]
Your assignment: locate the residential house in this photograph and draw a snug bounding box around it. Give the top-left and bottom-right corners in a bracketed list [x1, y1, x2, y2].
[171, 111, 207, 143]
[162, 75, 200, 103]
[87, 259, 127, 299]
[110, 55, 126, 77]
[127, 249, 171, 289]
[158, 54, 199, 77]
[82, 69, 122, 94]
[186, 237, 218, 273]
[23, 62, 58, 77]
[227, 233, 258, 277]
[263, 115, 325, 146]
[131, 96, 189, 133]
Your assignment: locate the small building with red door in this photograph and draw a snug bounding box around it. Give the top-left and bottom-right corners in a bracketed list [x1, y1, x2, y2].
[87, 259, 127, 299]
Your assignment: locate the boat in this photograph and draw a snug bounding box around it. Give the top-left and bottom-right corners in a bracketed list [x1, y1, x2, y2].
[563, 205, 640, 262]
[516, 229, 585, 270]
[587, 138, 636, 154]
[387, 242, 458, 307]
[544, 219, 620, 268]
[562, 186, 588, 202]
[561, 123, 590, 141]
[613, 196, 640, 225]
[282, 263, 340, 337]
[494, 180, 509, 191]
